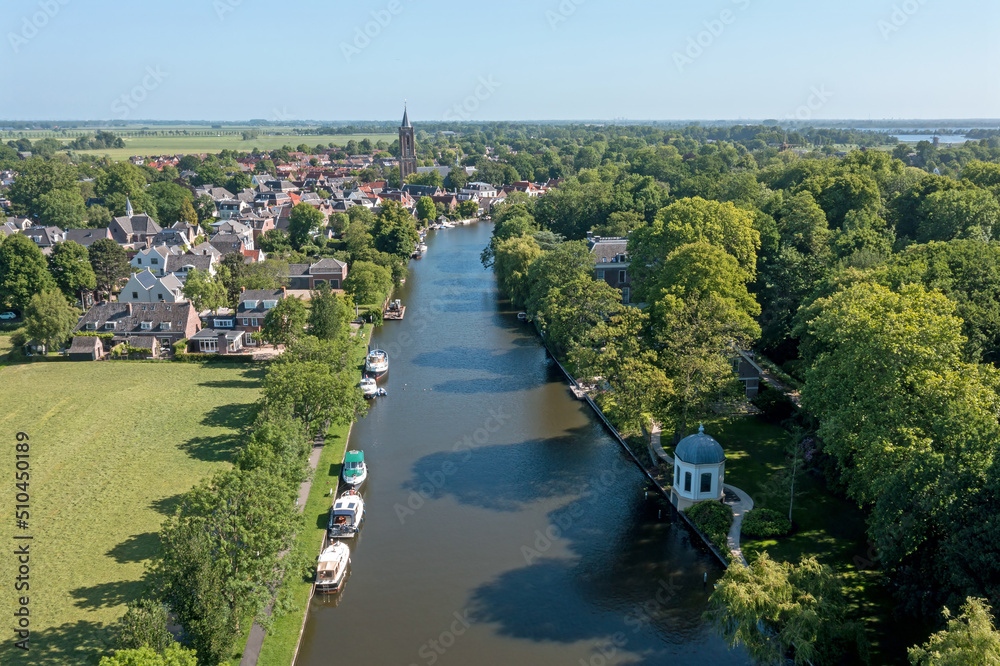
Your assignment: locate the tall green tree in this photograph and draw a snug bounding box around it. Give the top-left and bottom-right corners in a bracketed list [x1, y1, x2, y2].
[536, 275, 624, 357]
[707, 553, 867, 665]
[182, 268, 228, 314]
[98, 645, 197, 666]
[308, 286, 354, 342]
[155, 469, 298, 665]
[493, 235, 543, 308]
[48, 241, 96, 301]
[111, 599, 175, 654]
[6, 158, 78, 217]
[37, 188, 88, 228]
[416, 196, 436, 222]
[0, 234, 57, 312]
[373, 200, 419, 257]
[343, 261, 392, 306]
[88, 238, 130, 300]
[263, 349, 366, 435]
[23, 289, 78, 351]
[260, 296, 307, 348]
[287, 203, 325, 249]
[909, 598, 1000, 665]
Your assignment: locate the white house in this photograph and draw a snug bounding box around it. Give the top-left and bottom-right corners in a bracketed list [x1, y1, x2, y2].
[460, 181, 498, 198]
[669, 424, 726, 511]
[131, 246, 172, 276]
[119, 269, 187, 304]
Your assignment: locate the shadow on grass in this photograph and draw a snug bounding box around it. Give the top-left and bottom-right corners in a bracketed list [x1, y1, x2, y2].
[0, 619, 112, 665]
[106, 532, 160, 564]
[201, 402, 257, 430]
[178, 402, 257, 462]
[70, 573, 151, 610]
[150, 493, 184, 517]
[198, 378, 261, 389]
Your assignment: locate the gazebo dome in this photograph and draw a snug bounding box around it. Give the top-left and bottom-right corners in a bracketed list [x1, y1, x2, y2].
[675, 424, 725, 465]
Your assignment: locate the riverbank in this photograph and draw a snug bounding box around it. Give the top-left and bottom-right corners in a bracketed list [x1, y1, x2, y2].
[248, 325, 371, 666]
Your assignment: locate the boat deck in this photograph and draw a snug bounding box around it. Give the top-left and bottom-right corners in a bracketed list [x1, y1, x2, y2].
[384, 306, 405, 320]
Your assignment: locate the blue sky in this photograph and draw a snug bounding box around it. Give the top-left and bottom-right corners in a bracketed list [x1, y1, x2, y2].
[1, 0, 997, 121]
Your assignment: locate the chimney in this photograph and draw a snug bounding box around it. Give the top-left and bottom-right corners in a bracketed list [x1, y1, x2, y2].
[241, 286, 246, 293]
[281, 287, 287, 297]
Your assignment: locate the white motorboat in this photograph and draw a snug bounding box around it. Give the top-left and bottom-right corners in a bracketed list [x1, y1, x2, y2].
[517, 312, 530, 322]
[342, 450, 368, 488]
[360, 377, 378, 398]
[365, 348, 389, 378]
[328, 489, 365, 538]
[315, 541, 351, 594]
[417, 242, 428, 255]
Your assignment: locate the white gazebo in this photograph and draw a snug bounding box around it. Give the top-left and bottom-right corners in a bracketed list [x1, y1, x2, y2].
[670, 424, 726, 510]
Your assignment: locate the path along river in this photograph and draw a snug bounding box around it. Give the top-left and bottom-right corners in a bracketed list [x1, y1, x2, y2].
[295, 222, 748, 666]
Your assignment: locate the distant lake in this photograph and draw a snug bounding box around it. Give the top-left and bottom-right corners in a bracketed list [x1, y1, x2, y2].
[892, 134, 969, 144]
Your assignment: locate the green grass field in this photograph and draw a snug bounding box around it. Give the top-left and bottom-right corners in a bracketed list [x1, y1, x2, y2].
[6, 132, 395, 161]
[0, 357, 262, 665]
[701, 414, 921, 663]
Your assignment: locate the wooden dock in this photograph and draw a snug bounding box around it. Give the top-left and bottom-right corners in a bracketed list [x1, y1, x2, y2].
[382, 297, 405, 320]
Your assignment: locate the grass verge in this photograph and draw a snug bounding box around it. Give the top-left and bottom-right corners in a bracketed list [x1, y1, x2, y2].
[254, 326, 371, 666]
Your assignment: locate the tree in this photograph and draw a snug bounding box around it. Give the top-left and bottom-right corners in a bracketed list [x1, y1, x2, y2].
[260, 296, 307, 347]
[524, 240, 595, 315]
[88, 238, 130, 300]
[0, 234, 56, 312]
[112, 599, 174, 654]
[373, 200, 419, 257]
[155, 469, 298, 665]
[258, 229, 292, 254]
[182, 268, 228, 313]
[343, 261, 392, 306]
[308, 286, 354, 342]
[23, 289, 77, 352]
[707, 553, 867, 665]
[6, 157, 77, 217]
[328, 213, 350, 236]
[98, 645, 197, 666]
[37, 188, 87, 228]
[630, 197, 761, 300]
[493, 235, 543, 308]
[909, 598, 1000, 665]
[287, 203, 325, 249]
[416, 196, 436, 222]
[95, 162, 152, 216]
[916, 188, 1000, 243]
[179, 198, 198, 226]
[147, 181, 194, 225]
[263, 345, 366, 434]
[48, 240, 96, 301]
[457, 199, 479, 219]
[536, 276, 624, 357]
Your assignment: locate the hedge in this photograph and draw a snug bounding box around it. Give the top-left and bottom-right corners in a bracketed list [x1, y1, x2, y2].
[684, 500, 733, 555]
[741, 508, 793, 539]
[175, 352, 257, 363]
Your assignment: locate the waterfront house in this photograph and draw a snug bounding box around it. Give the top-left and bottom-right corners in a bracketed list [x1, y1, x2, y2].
[236, 288, 286, 344]
[587, 233, 632, 304]
[669, 425, 726, 511]
[75, 301, 199, 351]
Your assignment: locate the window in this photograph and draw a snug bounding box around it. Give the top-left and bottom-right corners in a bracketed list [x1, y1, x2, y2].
[157, 294, 164, 301]
[251, 318, 260, 327]
[263, 300, 278, 309]
[86, 322, 97, 331]
[200, 338, 218, 353]
[137, 258, 142, 264]
[684, 472, 692, 493]
[161, 322, 171, 331]
[244, 300, 258, 308]
[151, 258, 158, 265]
[596, 269, 605, 280]
[675, 466, 680, 486]
[700, 473, 712, 494]
[141, 321, 152, 330]
[621, 287, 630, 304]
[214, 319, 233, 328]
[601, 257, 607, 263]
[105, 322, 116, 330]
[619, 270, 627, 283]
[241, 318, 249, 326]
[132, 292, 138, 299]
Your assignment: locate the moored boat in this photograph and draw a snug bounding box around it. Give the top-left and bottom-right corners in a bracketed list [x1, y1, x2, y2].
[343, 450, 368, 488]
[365, 348, 389, 378]
[328, 489, 365, 538]
[360, 377, 378, 398]
[315, 541, 351, 594]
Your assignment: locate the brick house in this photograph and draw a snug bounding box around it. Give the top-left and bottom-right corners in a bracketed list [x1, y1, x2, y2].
[286, 259, 348, 290]
[236, 288, 286, 344]
[75, 302, 200, 353]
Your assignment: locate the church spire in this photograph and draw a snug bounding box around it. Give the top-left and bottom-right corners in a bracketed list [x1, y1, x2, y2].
[126, 197, 134, 217]
[401, 102, 411, 128]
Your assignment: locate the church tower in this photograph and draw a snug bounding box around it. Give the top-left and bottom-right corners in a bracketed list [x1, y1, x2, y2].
[398, 105, 417, 183]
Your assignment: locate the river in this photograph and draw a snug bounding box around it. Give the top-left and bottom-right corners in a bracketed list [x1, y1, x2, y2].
[294, 222, 747, 666]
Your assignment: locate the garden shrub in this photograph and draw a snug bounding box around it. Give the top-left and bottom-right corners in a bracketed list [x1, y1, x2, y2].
[742, 507, 793, 539]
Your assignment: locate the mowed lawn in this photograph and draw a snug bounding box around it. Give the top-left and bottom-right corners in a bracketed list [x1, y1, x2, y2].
[0, 358, 263, 665]
[66, 133, 394, 161]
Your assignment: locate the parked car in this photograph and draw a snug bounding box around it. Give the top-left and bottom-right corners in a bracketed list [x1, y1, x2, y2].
[0, 311, 17, 320]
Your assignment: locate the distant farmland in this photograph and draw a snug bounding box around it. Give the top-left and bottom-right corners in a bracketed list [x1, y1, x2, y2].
[1, 128, 396, 161]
